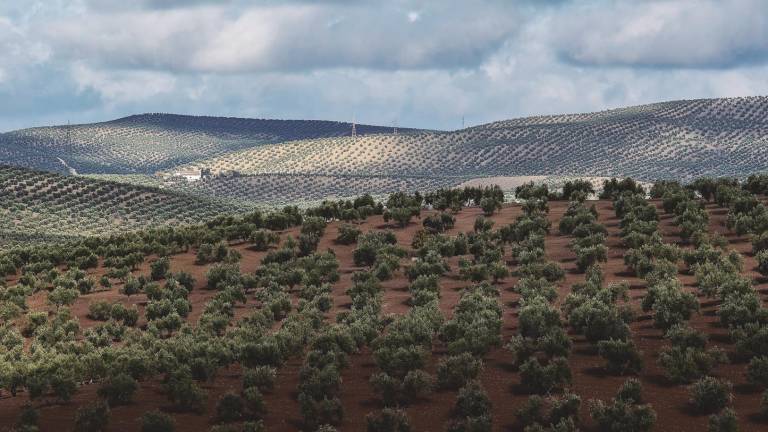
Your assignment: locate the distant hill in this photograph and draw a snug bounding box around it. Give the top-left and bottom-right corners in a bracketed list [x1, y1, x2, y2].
[0, 114, 418, 175]
[0, 165, 242, 247]
[3, 97, 768, 210]
[169, 96, 768, 181]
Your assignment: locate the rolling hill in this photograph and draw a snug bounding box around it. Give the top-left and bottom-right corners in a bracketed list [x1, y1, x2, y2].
[166, 96, 768, 181]
[2, 96, 768, 211]
[0, 165, 244, 247]
[0, 114, 418, 175]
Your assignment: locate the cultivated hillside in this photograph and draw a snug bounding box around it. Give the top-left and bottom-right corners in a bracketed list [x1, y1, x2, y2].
[0, 114, 416, 175]
[171, 96, 768, 180]
[0, 165, 240, 247]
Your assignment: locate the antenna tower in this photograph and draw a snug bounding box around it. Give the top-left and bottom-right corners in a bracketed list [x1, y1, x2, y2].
[462, 115, 465, 129]
[393, 119, 398, 135]
[351, 115, 357, 139]
[66, 120, 71, 146]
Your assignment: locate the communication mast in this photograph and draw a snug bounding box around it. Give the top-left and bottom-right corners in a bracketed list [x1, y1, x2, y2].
[66, 120, 71, 146]
[393, 119, 398, 135]
[351, 114, 357, 139]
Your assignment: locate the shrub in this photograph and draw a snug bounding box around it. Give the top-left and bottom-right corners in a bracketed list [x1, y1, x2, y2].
[574, 244, 608, 272]
[74, 401, 110, 432]
[480, 197, 502, 216]
[336, 224, 362, 244]
[97, 373, 137, 406]
[242, 387, 265, 417]
[549, 394, 582, 427]
[121, 277, 142, 297]
[446, 414, 492, 432]
[140, 410, 175, 432]
[47, 286, 78, 309]
[456, 381, 492, 418]
[216, 392, 245, 423]
[243, 366, 277, 392]
[298, 393, 343, 429]
[589, 398, 656, 432]
[150, 257, 170, 281]
[384, 207, 416, 228]
[658, 346, 727, 384]
[644, 281, 699, 330]
[708, 408, 738, 432]
[16, 405, 39, 432]
[519, 357, 572, 394]
[423, 213, 456, 233]
[616, 378, 643, 404]
[689, 376, 732, 414]
[164, 371, 207, 413]
[366, 408, 411, 432]
[758, 250, 768, 277]
[518, 297, 561, 338]
[301, 216, 327, 237]
[598, 339, 643, 375]
[761, 390, 768, 419]
[249, 230, 280, 251]
[437, 353, 483, 389]
[88, 301, 113, 321]
[474, 216, 494, 233]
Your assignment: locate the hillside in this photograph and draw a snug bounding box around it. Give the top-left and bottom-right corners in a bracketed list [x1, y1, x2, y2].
[169, 96, 768, 181]
[2, 182, 768, 431]
[0, 165, 241, 247]
[0, 114, 417, 175]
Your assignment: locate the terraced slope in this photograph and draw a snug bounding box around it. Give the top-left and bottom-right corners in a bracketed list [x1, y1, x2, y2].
[0, 165, 241, 247]
[171, 96, 768, 180]
[0, 114, 416, 175]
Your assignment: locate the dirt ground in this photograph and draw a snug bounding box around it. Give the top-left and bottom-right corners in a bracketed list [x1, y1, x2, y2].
[1, 199, 766, 432]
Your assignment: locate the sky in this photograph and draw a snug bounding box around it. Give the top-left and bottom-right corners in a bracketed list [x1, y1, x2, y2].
[1, 0, 767, 132]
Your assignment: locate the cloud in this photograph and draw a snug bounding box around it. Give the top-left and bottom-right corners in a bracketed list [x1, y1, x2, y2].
[0, 0, 767, 134]
[552, 0, 768, 68]
[45, 2, 520, 73]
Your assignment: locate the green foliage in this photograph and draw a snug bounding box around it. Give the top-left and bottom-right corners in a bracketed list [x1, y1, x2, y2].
[708, 408, 738, 432]
[689, 376, 732, 414]
[150, 257, 171, 280]
[616, 378, 643, 404]
[519, 357, 571, 394]
[97, 373, 138, 406]
[74, 400, 110, 432]
[216, 392, 245, 423]
[598, 339, 643, 375]
[336, 224, 362, 245]
[140, 410, 175, 432]
[436, 353, 483, 389]
[366, 408, 411, 432]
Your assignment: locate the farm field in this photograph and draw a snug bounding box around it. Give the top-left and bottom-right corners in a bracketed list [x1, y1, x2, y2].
[164, 97, 768, 182]
[0, 165, 244, 248]
[0, 114, 420, 175]
[2, 179, 768, 431]
[2, 97, 768, 214]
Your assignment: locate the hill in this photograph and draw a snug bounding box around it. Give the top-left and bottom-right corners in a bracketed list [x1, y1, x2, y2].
[0, 165, 242, 247]
[168, 96, 768, 181]
[0, 114, 417, 175]
[1, 183, 768, 431]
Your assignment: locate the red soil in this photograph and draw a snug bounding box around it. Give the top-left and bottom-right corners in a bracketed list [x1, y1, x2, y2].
[1, 200, 766, 431]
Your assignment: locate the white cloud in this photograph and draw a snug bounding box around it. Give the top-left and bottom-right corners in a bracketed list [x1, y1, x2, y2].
[552, 0, 768, 68]
[44, 2, 520, 72]
[1, 0, 768, 133]
[71, 63, 176, 104]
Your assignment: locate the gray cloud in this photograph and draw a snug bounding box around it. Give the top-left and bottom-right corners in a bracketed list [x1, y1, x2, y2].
[46, 2, 520, 72]
[0, 0, 767, 133]
[552, 0, 768, 69]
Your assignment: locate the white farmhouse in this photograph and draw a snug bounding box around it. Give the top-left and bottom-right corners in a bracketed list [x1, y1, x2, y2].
[173, 169, 202, 182]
